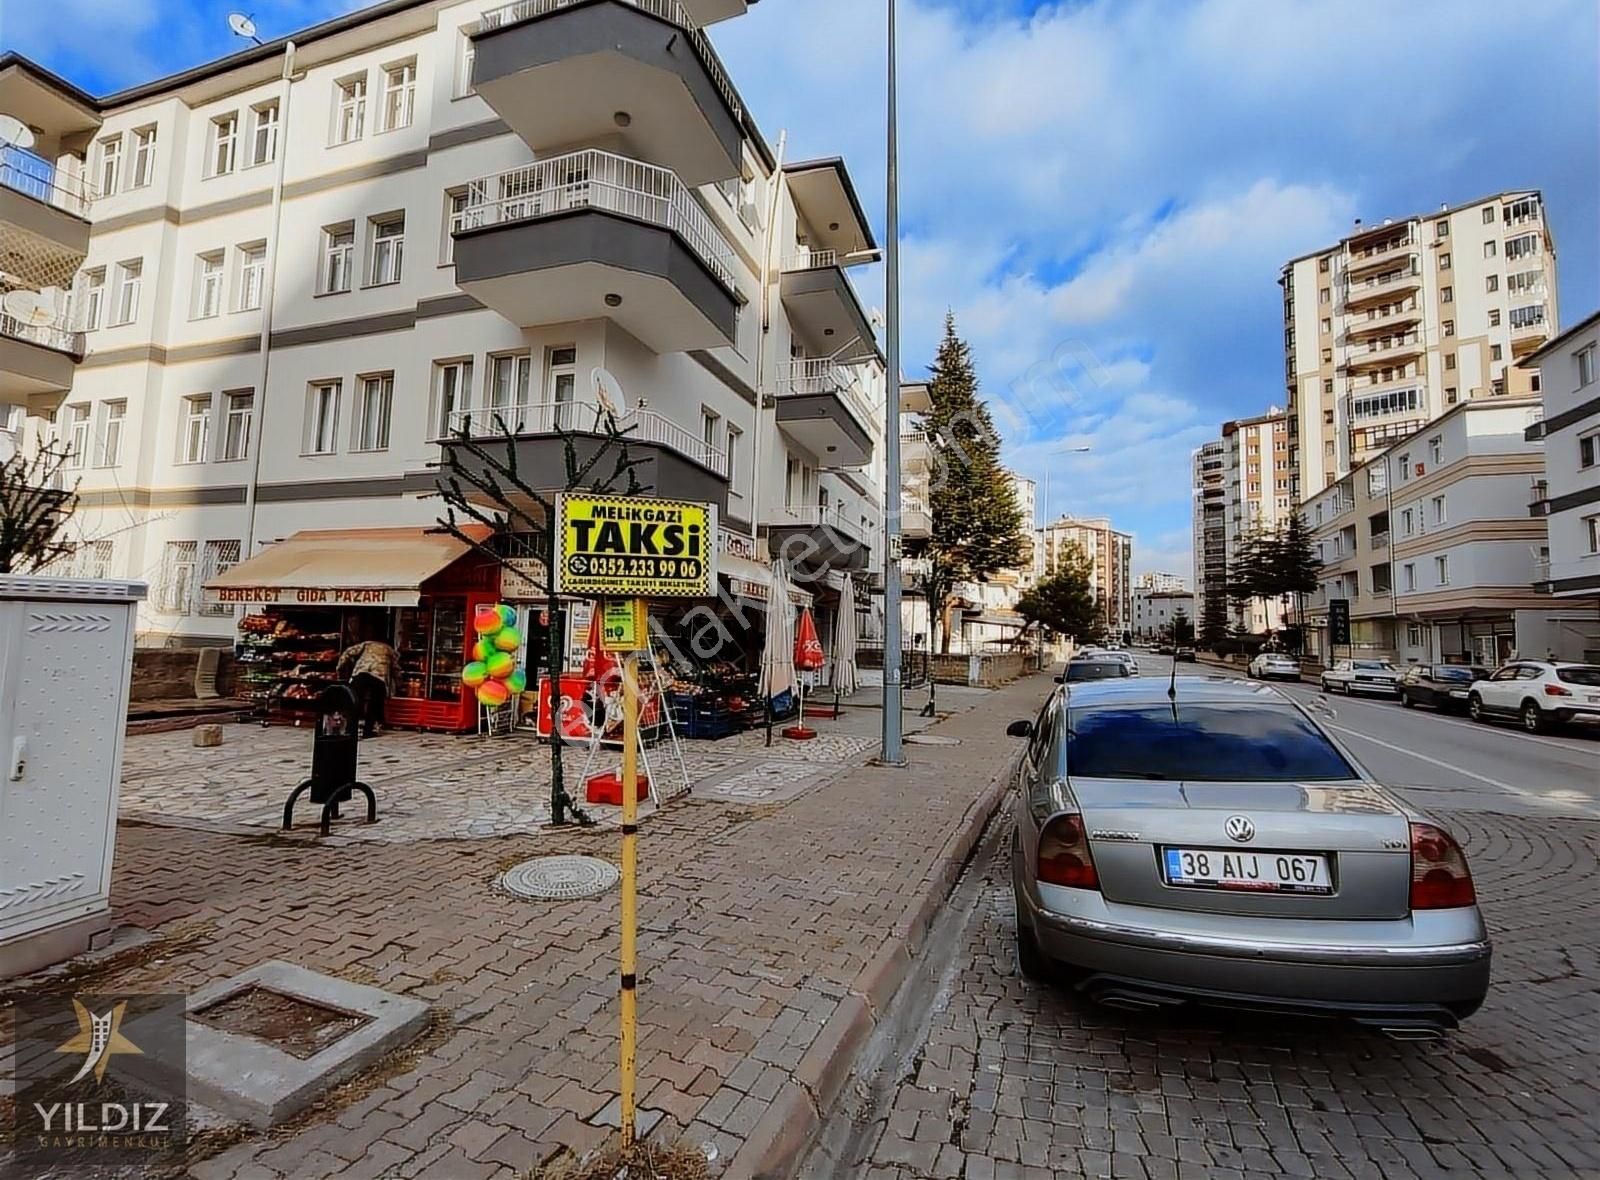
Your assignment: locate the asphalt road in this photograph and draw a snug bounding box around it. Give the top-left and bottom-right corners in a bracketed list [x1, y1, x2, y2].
[806, 651, 1600, 1180]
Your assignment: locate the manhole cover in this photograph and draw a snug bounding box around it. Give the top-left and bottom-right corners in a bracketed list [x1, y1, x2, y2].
[501, 855, 619, 900]
[905, 734, 961, 746]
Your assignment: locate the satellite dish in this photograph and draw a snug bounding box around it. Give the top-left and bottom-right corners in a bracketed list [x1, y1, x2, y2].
[3, 289, 55, 326]
[228, 12, 260, 41]
[592, 367, 628, 416]
[0, 115, 35, 151]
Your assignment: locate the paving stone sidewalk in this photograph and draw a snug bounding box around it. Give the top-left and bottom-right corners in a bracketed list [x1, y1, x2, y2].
[19, 672, 1047, 1178]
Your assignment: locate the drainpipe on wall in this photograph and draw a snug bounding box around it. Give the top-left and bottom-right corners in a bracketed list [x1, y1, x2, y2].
[747, 129, 786, 553]
[240, 40, 298, 557]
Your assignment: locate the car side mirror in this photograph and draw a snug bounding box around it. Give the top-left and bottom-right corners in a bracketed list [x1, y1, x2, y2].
[1053, 675, 1064, 684]
[1005, 719, 1033, 738]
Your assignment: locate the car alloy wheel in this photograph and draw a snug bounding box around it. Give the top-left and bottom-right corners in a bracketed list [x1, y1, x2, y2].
[1401, 691, 1415, 708]
[1468, 694, 1484, 721]
[1522, 701, 1544, 734]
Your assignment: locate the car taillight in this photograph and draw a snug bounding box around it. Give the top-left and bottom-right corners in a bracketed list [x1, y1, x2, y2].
[1543, 683, 1572, 697]
[1038, 812, 1099, 890]
[1409, 822, 1476, 910]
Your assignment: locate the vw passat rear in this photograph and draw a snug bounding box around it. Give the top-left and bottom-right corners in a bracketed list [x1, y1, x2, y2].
[1007, 678, 1490, 1036]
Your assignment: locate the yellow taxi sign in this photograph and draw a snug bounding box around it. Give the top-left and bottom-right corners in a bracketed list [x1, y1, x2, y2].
[600, 600, 648, 652]
[554, 494, 718, 598]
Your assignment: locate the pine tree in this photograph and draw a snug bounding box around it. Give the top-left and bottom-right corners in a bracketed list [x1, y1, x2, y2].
[1271, 512, 1322, 653]
[1171, 608, 1195, 646]
[1200, 572, 1231, 649]
[922, 313, 1026, 653]
[1016, 542, 1097, 641]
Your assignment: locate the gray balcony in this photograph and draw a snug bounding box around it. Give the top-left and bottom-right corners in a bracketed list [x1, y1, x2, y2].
[0, 307, 83, 405]
[471, 0, 744, 187]
[774, 359, 873, 468]
[900, 491, 931, 541]
[0, 146, 94, 290]
[1343, 264, 1421, 309]
[765, 503, 872, 574]
[451, 151, 739, 353]
[780, 251, 880, 362]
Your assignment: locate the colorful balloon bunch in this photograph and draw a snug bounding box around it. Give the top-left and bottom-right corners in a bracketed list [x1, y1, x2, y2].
[462, 603, 526, 708]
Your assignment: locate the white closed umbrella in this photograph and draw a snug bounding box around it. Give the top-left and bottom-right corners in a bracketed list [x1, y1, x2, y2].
[833, 575, 859, 699]
[759, 560, 797, 737]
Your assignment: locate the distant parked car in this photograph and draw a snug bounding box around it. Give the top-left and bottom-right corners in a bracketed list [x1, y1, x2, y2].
[1467, 660, 1600, 733]
[1399, 664, 1490, 713]
[1057, 658, 1132, 684]
[1156, 644, 1176, 656]
[1104, 651, 1140, 676]
[1321, 658, 1402, 697]
[1174, 647, 1196, 662]
[1248, 652, 1302, 681]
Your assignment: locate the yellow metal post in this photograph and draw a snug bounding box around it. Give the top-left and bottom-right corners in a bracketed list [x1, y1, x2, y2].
[618, 635, 641, 1145]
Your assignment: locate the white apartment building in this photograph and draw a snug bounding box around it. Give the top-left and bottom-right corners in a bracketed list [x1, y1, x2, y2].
[1008, 471, 1036, 587]
[1280, 191, 1560, 501]
[1302, 398, 1572, 666]
[1133, 589, 1194, 643]
[1136, 571, 1186, 593]
[1192, 438, 1226, 630]
[1222, 406, 1291, 633]
[1038, 515, 1133, 638]
[2, 1, 890, 645]
[1524, 309, 1600, 660]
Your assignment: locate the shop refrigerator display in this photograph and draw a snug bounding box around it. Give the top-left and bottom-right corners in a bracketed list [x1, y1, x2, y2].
[387, 592, 499, 732]
[235, 611, 346, 726]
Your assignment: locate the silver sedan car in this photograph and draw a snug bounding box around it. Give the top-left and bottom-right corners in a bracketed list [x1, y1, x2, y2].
[1007, 677, 1490, 1037]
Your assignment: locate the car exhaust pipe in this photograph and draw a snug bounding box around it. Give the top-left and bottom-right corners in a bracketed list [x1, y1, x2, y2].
[1378, 1024, 1447, 1042]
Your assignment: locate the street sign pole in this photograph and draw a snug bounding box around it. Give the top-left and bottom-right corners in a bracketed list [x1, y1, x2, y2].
[618, 636, 641, 1145]
[880, 0, 906, 767]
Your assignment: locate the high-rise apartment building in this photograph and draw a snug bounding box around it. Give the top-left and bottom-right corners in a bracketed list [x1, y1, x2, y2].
[1222, 406, 1291, 632]
[1136, 571, 1186, 593]
[1192, 439, 1227, 630]
[1280, 190, 1559, 501]
[1038, 515, 1133, 638]
[0, 2, 888, 645]
[1007, 471, 1037, 586]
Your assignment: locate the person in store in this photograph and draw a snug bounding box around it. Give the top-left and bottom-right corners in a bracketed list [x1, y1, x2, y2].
[337, 627, 399, 739]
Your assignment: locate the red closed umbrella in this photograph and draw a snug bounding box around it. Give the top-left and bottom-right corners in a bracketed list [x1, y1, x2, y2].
[581, 605, 623, 687]
[785, 607, 825, 739]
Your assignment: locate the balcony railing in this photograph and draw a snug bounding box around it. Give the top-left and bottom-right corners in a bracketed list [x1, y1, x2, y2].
[772, 502, 868, 544]
[457, 150, 737, 292]
[1530, 480, 1548, 508]
[0, 144, 95, 218]
[1370, 531, 1390, 550]
[1343, 265, 1421, 306]
[0, 309, 85, 358]
[782, 249, 839, 272]
[1344, 235, 1416, 274]
[776, 357, 875, 428]
[444, 398, 729, 477]
[477, 0, 742, 123]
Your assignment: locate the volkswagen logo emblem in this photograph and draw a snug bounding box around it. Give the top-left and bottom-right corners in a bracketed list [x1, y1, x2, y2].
[1224, 815, 1255, 843]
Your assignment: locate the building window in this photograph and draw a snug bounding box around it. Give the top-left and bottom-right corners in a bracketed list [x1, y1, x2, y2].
[321, 223, 354, 294]
[1402, 562, 1416, 592]
[1398, 453, 1411, 482]
[1506, 233, 1539, 262]
[83, 539, 114, 580]
[1442, 319, 1454, 337]
[209, 114, 238, 176]
[1434, 555, 1449, 585]
[1431, 495, 1446, 525]
[1490, 343, 1503, 361]
[1577, 343, 1596, 388]
[221, 390, 253, 460]
[1319, 287, 1330, 304]
[1425, 435, 1441, 465]
[97, 400, 126, 467]
[369, 215, 404, 286]
[1483, 240, 1497, 258]
[1578, 431, 1597, 469]
[455, 24, 478, 97]
[1407, 622, 1423, 647]
[1401, 507, 1414, 536]
[432, 360, 472, 438]
[1482, 206, 1495, 225]
[197, 540, 242, 617]
[442, 188, 470, 264]
[1444, 354, 1456, 371]
[236, 242, 267, 311]
[193, 251, 224, 319]
[1320, 317, 1331, 334]
[130, 126, 157, 188]
[1485, 275, 1499, 293]
[179, 395, 212, 463]
[1445, 386, 1458, 404]
[334, 74, 367, 144]
[487, 353, 531, 412]
[1323, 378, 1333, 395]
[157, 541, 199, 614]
[701, 408, 721, 466]
[1434, 219, 1448, 238]
[547, 346, 577, 427]
[1438, 252, 1450, 269]
[250, 100, 280, 166]
[80, 268, 105, 330]
[354, 373, 394, 451]
[1488, 308, 1501, 327]
[305, 381, 341, 454]
[1440, 285, 1452, 303]
[1587, 515, 1600, 554]
[96, 134, 121, 195]
[111, 259, 142, 325]
[380, 60, 417, 131]
[726, 423, 742, 487]
[1320, 347, 1332, 364]
[64, 404, 90, 468]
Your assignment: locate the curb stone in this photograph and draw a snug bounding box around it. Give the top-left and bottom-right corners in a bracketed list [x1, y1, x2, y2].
[724, 681, 1029, 1180]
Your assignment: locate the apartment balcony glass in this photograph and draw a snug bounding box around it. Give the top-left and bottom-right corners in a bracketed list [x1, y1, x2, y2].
[0, 144, 94, 220]
[1509, 305, 1550, 356]
[1343, 233, 1416, 279]
[1342, 301, 1423, 342]
[451, 151, 739, 352]
[0, 145, 95, 289]
[780, 250, 880, 363]
[765, 502, 872, 573]
[1342, 262, 1421, 308]
[471, 0, 744, 187]
[774, 358, 873, 468]
[1342, 334, 1424, 372]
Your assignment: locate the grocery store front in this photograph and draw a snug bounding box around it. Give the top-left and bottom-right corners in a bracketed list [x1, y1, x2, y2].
[203, 527, 511, 732]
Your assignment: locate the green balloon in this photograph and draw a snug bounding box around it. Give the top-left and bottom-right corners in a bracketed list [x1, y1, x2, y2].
[462, 661, 489, 688]
[497, 603, 517, 628]
[493, 626, 522, 653]
[486, 651, 515, 679]
[506, 670, 527, 695]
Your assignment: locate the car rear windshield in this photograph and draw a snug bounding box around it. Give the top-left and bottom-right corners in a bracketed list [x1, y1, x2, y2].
[1066, 662, 1128, 681]
[1556, 666, 1600, 687]
[1353, 660, 1393, 671]
[1064, 704, 1357, 781]
[1433, 667, 1477, 682]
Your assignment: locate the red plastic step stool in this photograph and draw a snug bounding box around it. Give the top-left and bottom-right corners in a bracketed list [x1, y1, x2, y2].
[585, 771, 650, 805]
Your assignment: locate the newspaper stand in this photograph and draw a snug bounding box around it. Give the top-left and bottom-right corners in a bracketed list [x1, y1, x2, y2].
[282, 685, 377, 836]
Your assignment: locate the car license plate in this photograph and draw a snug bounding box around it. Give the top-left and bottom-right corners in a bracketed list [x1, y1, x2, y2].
[1163, 848, 1332, 894]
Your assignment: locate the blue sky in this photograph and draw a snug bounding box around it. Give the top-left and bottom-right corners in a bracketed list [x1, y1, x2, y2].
[10, 0, 1599, 580]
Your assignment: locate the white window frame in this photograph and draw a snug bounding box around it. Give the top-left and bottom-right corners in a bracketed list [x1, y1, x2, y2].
[221, 390, 254, 461]
[321, 223, 355, 294]
[236, 241, 267, 311]
[442, 188, 470, 264]
[157, 541, 199, 614]
[431, 359, 472, 439]
[96, 134, 122, 195]
[65, 404, 91, 469]
[80, 268, 105, 330]
[333, 73, 368, 144]
[1579, 430, 1598, 470]
[1483, 240, 1496, 258]
[1577, 344, 1597, 389]
[1401, 507, 1414, 536]
[547, 346, 578, 428]
[197, 540, 242, 617]
[111, 259, 142, 325]
[1586, 514, 1600, 555]
[1434, 555, 1449, 586]
[1402, 562, 1416, 592]
[368, 214, 405, 286]
[487, 353, 531, 415]
[380, 60, 417, 132]
[179, 395, 212, 464]
[1431, 495, 1446, 525]
[249, 100, 280, 167]
[1428, 435, 1442, 466]
[305, 381, 342, 455]
[130, 126, 157, 189]
[193, 251, 225, 319]
[725, 423, 742, 489]
[1407, 622, 1423, 647]
[353, 373, 394, 452]
[209, 113, 238, 177]
[454, 24, 479, 97]
[97, 400, 126, 467]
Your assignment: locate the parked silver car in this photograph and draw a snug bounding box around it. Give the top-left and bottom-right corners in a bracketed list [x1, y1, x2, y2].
[1248, 652, 1301, 681]
[1006, 677, 1490, 1036]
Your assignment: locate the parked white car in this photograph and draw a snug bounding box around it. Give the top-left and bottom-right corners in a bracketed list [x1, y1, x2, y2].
[1249, 652, 1302, 681]
[1320, 658, 1402, 697]
[1466, 661, 1600, 733]
[1104, 650, 1140, 675]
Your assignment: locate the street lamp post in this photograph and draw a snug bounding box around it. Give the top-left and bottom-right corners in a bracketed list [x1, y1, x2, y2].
[1040, 445, 1092, 528]
[880, 0, 907, 766]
